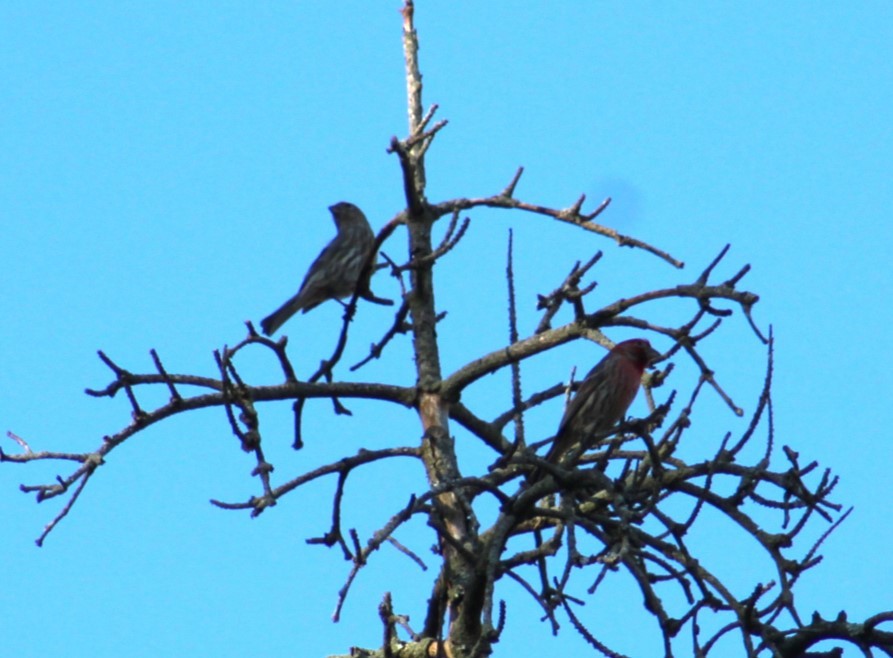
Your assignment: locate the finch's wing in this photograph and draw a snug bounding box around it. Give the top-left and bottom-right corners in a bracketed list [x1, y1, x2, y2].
[555, 360, 610, 438]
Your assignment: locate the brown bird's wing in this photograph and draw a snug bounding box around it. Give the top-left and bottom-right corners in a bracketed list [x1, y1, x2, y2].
[292, 235, 355, 309]
[259, 238, 343, 335]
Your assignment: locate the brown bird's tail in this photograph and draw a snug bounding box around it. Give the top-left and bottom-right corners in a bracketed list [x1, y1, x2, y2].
[260, 294, 313, 336]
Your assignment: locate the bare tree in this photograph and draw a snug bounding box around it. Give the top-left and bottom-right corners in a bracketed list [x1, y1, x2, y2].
[4, 4, 892, 657]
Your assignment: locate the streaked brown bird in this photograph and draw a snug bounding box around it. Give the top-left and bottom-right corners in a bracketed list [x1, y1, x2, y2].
[260, 202, 376, 336]
[540, 338, 661, 472]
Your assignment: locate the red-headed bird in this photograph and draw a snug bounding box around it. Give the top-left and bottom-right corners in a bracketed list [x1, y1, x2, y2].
[540, 338, 661, 473]
[260, 202, 376, 335]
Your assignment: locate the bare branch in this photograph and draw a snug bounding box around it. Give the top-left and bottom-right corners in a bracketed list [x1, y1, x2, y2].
[430, 195, 682, 268]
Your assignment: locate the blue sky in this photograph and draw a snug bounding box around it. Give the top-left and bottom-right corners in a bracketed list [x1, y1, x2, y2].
[3, 3, 892, 657]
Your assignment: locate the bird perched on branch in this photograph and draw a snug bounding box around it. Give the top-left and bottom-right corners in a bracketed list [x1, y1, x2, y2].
[537, 338, 661, 477]
[260, 202, 376, 335]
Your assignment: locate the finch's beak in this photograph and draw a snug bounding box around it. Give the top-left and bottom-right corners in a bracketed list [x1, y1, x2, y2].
[646, 346, 662, 366]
